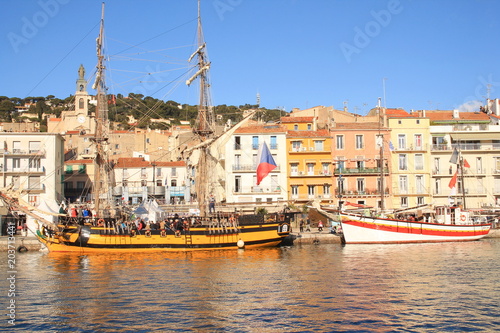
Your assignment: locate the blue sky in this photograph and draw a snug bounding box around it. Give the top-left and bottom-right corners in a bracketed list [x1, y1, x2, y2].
[2, 0, 500, 114]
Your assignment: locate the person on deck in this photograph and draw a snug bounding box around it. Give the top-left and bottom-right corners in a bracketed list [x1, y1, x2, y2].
[209, 194, 216, 214]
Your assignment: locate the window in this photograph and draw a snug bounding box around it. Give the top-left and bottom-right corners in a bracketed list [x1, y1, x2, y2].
[141, 168, 147, 178]
[434, 179, 440, 195]
[338, 178, 345, 193]
[414, 134, 422, 149]
[294, 124, 298, 130]
[78, 164, 86, 174]
[307, 124, 312, 130]
[270, 136, 277, 149]
[77, 181, 85, 189]
[271, 175, 278, 190]
[376, 134, 383, 148]
[252, 154, 258, 167]
[434, 158, 440, 174]
[292, 141, 301, 152]
[13, 158, 20, 170]
[398, 134, 406, 149]
[400, 196, 408, 208]
[321, 163, 329, 174]
[64, 182, 73, 190]
[415, 154, 423, 170]
[291, 185, 298, 197]
[417, 197, 424, 205]
[79, 98, 84, 109]
[13, 141, 21, 153]
[122, 180, 128, 187]
[234, 154, 241, 169]
[252, 136, 259, 150]
[29, 158, 41, 170]
[156, 168, 162, 177]
[399, 175, 408, 194]
[28, 195, 39, 206]
[307, 163, 315, 175]
[356, 178, 365, 193]
[476, 157, 482, 173]
[115, 144, 120, 149]
[308, 185, 315, 196]
[234, 176, 241, 192]
[171, 168, 177, 177]
[323, 184, 331, 196]
[156, 180, 162, 186]
[29, 141, 41, 153]
[28, 176, 41, 190]
[399, 154, 408, 170]
[141, 180, 147, 186]
[416, 175, 424, 194]
[314, 140, 324, 151]
[356, 160, 364, 170]
[355, 135, 363, 149]
[336, 135, 344, 150]
[234, 136, 241, 150]
[290, 163, 298, 175]
[171, 179, 177, 187]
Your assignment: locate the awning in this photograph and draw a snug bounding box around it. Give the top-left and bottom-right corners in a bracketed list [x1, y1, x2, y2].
[450, 133, 498, 140]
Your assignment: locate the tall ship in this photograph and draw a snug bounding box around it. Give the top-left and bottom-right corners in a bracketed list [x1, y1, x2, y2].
[322, 102, 492, 244]
[0, 2, 293, 252]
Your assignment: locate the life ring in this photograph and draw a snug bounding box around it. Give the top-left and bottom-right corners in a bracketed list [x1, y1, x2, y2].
[160, 230, 166, 237]
[17, 245, 28, 253]
[145, 230, 151, 237]
[130, 229, 136, 237]
[460, 214, 466, 222]
[175, 230, 181, 237]
[97, 218, 105, 226]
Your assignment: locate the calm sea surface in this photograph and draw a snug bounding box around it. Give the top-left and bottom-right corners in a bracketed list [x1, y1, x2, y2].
[2, 239, 499, 332]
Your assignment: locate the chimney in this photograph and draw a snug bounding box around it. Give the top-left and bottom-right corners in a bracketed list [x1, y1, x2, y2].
[452, 109, 459, 119]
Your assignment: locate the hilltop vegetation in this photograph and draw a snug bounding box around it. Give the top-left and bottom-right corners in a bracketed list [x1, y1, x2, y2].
[0, 94, 287, 132]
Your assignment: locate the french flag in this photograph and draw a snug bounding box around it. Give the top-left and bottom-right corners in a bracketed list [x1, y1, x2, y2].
[256, 141, 277, 185]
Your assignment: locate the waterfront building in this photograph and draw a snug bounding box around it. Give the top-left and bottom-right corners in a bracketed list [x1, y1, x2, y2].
[330, 119, 392, 210]
[384, 108, 432, 210]
[419, 108, 500, 208]
[113, 157, 189, 205]
[0, 133, 65, 206]
[281, 116, 333, 205]
[224, 123, 287, 206]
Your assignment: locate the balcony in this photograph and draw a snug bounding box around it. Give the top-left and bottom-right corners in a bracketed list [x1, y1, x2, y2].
[233, 186, 281, 194]
[393, 144, 427, 152]
[232, 164, 281, 172]
[334, 167, 388, 175]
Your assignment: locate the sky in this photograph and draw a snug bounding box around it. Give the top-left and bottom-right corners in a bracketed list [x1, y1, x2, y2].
[2, 0, 500, 115]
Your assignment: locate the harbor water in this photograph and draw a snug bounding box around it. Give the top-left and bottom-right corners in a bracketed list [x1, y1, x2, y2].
[2, 239, 500, 332]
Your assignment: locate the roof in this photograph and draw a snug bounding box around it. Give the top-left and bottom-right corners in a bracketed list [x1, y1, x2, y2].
[287, 129, 330, 138]
[385, 108, 413, 117]
[280, 116, 315, 123]
[332, 122, 382, 130]
[235, 124, 287, 134]
[424, 110, 490, 122]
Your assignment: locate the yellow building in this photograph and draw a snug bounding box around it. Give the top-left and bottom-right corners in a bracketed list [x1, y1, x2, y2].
[281, 116, 333, 204]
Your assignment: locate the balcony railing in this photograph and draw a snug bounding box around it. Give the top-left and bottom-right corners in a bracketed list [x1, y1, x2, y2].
[233, 186, 281, 194]
[334, 167, 388, 175]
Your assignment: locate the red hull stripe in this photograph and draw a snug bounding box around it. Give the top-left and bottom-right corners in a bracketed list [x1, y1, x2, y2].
[343, 219, 490, 237]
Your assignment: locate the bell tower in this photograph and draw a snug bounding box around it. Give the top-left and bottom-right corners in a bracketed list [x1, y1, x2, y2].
[75, 64, 89, 116]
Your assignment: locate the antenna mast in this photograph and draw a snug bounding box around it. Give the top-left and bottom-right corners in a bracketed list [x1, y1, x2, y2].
[378, 97, 385, 211]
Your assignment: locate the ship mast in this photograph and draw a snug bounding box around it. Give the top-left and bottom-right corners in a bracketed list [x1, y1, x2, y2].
[92, 2, 114, 217]
[378, 98, 385, 212]
[186, 0, 216, 217]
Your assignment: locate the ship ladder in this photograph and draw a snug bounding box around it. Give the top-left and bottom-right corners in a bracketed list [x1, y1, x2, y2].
[185, 231, 193, 245]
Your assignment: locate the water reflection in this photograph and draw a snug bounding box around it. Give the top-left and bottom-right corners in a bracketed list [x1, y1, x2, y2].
[2, 240, 499, 332]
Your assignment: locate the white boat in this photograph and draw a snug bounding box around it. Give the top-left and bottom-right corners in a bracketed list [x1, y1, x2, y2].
[326, 206, 491, 244]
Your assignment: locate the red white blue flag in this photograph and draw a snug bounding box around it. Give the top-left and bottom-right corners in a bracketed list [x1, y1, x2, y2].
[256, 141, 277, 185]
